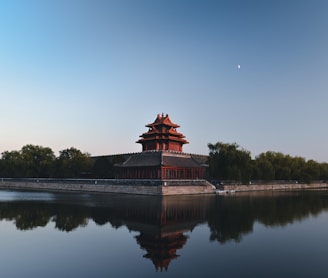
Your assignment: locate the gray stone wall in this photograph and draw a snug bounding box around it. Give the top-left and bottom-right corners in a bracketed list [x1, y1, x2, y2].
[0, 178, 215, 196]
[222, 183, 328, 192]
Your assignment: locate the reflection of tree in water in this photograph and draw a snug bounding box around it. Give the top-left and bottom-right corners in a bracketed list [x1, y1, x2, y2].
[0, 202, 53, 230]
[0, 194, 213, 271]
[0, 202, 90, 232]
[53, 205, 89, 232]
[254, 192, 328, 226]
[207, 191, 328, 243]
[208, 196, 254, 243]
[1, 190, 328, 248]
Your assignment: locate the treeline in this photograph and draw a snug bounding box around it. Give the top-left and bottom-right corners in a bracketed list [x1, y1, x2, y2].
[0, 145, 93, 178]
[2, 142, 328, 183]
[0, 144, 121, 178]
[208, 141, 328, 184]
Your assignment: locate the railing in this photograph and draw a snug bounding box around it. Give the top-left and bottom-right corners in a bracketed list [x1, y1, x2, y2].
[0, 178, 213, 187]
[0, 178, 160, 186]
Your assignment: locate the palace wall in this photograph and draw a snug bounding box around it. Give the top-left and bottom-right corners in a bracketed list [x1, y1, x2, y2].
[222, 183, 328, 192]
[0, 178, 215, 196]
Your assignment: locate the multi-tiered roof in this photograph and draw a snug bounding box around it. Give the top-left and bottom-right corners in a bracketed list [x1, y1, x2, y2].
[117, 113, 206, 180]
[137, 113, 189, 152]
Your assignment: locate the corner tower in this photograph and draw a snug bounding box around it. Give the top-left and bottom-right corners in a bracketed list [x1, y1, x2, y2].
[137, 113, 189, 152]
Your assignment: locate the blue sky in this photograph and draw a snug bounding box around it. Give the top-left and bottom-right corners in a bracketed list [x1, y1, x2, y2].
[1, 0, 327, 162]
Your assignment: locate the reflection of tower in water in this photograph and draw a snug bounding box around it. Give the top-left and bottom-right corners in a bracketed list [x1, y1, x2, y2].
[123, 196, 213, 271]
[0, 193, 214, 272]
[135, 231, 188, 272]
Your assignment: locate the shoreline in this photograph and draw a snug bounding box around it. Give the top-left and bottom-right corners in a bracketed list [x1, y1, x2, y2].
[221, 182, 328, 192]
[0, 178, 215, 196]
[0, 178, 327, 195]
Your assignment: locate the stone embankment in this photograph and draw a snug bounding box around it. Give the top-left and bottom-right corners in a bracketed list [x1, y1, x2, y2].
[2, 179, 326, 195]
[221, 182, 328, 192]
[0, 178, 216, 196]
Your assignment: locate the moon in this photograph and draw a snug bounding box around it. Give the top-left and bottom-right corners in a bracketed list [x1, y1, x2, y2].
[237, 64, 241, 70]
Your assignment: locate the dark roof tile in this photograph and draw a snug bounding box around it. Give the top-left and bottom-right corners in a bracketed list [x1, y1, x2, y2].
[119, 151, 203, 168]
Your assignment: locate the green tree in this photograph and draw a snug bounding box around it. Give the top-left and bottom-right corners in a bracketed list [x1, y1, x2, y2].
[55, 147, 93, 178]
[319, 163, 328, 180]
[1, 150, 23, 177]
[208, 142, 252, 183]
[252, 156, 275, 181]
[252, 151, 324, 183]
[301, 160, 320, 184]
[290, 156, 306, 181]
[254, 152, 292, 180]
[20, 144, 56, 177]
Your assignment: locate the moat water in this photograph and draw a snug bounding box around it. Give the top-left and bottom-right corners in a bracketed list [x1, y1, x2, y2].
[1, 189, 328, 278]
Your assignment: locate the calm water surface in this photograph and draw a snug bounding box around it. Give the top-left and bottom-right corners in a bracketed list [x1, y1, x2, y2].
[1, 189, 328, 277]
